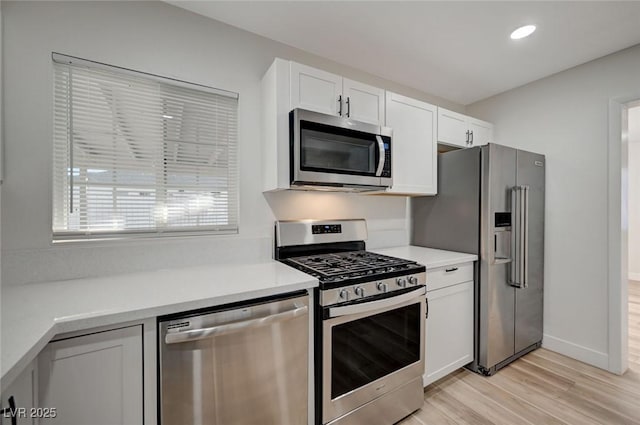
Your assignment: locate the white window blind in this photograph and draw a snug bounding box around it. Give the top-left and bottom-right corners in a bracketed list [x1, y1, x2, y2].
[52, 54, 239, 240]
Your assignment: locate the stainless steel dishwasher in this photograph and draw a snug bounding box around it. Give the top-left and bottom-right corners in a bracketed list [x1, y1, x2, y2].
[159, 291, 309, 425]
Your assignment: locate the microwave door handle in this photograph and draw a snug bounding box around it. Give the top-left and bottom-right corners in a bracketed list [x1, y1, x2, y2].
[375, 135, 385, 176]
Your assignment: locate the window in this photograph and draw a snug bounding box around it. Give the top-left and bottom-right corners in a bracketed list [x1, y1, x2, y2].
[52, 53, 238, 240]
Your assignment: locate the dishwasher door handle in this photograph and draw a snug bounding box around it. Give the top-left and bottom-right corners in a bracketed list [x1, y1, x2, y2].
[165, 305, 308, 344]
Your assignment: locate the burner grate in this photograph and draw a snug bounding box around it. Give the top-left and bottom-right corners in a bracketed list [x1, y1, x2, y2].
[286, 251, 415, 279]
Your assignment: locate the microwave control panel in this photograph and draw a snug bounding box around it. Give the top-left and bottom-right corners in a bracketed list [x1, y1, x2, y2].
[382, 141, 391, 178]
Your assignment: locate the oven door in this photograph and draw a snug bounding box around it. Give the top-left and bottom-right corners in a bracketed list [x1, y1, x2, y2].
[322, 286, 425, 424]
[291, 108, 392, 189]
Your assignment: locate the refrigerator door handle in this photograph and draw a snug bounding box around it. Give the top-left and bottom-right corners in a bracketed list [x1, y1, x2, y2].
[510, 187, 520, 287]
[510, 185, 529, 288]
[522, 186, 529, 288]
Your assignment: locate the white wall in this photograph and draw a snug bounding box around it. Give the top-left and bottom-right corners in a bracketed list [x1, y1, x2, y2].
[629, 106, 640, 281]
[467, 44, 640, 370]
[1, 0, 3, 292]
[1, 1, 462, 285]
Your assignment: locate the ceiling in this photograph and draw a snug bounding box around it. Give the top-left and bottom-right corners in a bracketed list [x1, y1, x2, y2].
[168, 1, 640, 105]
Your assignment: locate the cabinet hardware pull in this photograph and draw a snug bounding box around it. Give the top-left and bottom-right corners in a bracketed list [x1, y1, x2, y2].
[0, 396, 17, 425]
[426, 297, 429, 319]
[470, 130, 474, 144]
[445, 267, 458, 273]
[465, 130, 470, 145]
[338, 95, 342, 116]
[346, 97, 351, 118]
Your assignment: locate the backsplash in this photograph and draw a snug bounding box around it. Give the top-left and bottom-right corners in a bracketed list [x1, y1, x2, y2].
[2, 235, 273, 286]
[3, 191, 410, 286]
[264, 191, 411, 249]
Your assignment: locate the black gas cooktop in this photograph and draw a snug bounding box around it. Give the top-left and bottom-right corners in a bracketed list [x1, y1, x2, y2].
[282, 250, 425, 287]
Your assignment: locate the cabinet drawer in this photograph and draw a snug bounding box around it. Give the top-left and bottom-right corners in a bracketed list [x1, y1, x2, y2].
[427, 262, 473, 291]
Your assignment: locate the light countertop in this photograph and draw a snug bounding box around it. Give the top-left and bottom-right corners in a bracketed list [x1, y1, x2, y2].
[371, 245, 478, 269]
[1, 260, 317, 391]
[1, 245, 474, 392]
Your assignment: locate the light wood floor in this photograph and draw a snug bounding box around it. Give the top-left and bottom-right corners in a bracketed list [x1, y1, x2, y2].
[399, 280, 640, 425]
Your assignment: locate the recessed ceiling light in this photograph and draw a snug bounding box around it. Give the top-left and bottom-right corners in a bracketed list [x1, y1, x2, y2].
[510, 25, 536, 40]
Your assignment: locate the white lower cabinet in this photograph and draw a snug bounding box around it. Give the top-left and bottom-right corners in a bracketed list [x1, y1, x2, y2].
[424, 264, 474, 387]
[1, 360, 37, 425]
[37, 325, 143, 425]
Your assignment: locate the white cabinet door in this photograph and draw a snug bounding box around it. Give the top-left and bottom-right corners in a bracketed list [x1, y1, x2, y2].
[437, 107, 469, 148]
[343, 78, 385, 125]
[385, 92, 437, 195]
[290, 62, 342, 116]
[438, 108, 494, 149]
[263, 58, 390, 191]
[1, 361, 37, 425]
[468, 118, 493, 146]
[424, 280, 474, 387]
[38, 325, 143, 425]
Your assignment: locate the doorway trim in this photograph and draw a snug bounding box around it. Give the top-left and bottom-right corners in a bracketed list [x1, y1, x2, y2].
[607, 96, 640, 374]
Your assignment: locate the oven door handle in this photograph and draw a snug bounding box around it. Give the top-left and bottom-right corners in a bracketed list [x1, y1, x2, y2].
[328, 286, 426, 318]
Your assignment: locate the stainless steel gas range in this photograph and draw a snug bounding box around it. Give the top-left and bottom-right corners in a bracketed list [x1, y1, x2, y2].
[275, 219, 426, 425]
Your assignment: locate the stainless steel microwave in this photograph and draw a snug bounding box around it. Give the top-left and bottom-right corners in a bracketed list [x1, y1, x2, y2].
[289, 108, 392, 191]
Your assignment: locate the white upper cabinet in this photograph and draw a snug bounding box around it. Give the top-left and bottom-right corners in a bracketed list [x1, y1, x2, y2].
[287, 60, 385, 125]
[342, 78, 385, 125]
[262, 58, 386, 191]
[437, 107, 493, 148]
[290, 62, 342, 116]
[437, 108, 469, 147]
[468, 117, 493, 146]
[385, 92, 437, 195]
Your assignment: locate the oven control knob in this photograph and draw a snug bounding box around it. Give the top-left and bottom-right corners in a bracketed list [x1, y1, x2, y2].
[396, 277, 407, 288]
[377, 282, 388, 293]
[339, 289, 350, 301]
[354, 286, 365, 297]
[408, 276, 418, 286]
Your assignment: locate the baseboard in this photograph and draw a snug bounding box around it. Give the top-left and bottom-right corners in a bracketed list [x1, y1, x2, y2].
[629, 272, 640, 281]
[423, 354, 473, 387]
[542, 334, 609, 370]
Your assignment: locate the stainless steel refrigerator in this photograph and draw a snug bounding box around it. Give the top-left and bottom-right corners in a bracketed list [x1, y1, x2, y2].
[412, 143, 545, 375]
